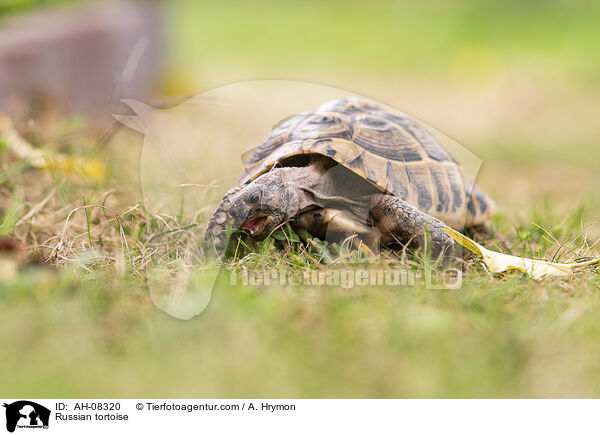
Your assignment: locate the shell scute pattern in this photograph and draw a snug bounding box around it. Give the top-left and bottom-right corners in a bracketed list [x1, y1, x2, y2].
[288, 113, 352, 142]
[241, 97, 495, 228]
[431, 170, 450, 214]
[383, 113, 455, 163]
[350, 114, 424, 162]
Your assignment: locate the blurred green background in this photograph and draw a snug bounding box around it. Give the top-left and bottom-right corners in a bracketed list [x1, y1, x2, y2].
[168, 0, 600, 80]
[1, 0, 600, 398]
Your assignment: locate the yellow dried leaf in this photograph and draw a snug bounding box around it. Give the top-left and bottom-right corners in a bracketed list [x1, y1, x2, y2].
[80, 158, 107, 182]
[47, 155, 107, 182]
[445, 227, 599, 279]
[0, 113, 106, 182]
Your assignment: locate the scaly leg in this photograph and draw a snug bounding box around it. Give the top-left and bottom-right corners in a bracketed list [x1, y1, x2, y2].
[204, 185, 244, 256]
[369, 194, 456, 258]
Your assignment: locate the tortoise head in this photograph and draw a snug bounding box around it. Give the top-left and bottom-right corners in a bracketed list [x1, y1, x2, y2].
[227, 169, 300, 240]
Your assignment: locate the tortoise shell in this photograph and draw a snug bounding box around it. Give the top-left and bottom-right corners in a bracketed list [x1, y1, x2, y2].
[240, 97, 495, 229]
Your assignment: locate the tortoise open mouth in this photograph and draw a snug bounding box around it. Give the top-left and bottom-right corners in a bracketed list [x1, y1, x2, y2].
[242, 214, 271, 235]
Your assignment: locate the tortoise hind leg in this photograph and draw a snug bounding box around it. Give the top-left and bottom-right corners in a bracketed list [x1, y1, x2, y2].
[466, 223, 492, 242]
[466, 223, 510, 252]
[369, 194, 456, 258]
[294, 208, 380, 256]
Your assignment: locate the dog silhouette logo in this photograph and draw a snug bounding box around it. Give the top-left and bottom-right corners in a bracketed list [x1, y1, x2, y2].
[3, 401, 50, 433]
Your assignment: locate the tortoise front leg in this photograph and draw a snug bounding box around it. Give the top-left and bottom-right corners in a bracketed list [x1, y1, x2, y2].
[204, 185, 244, 256]
[369, 194, 456, 257]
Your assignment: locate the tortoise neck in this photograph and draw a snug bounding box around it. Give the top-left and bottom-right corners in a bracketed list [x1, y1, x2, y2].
[281, 165, 323, 216]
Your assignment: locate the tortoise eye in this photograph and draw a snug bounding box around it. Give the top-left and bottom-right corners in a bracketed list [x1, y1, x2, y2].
[247, 191, 261, 205]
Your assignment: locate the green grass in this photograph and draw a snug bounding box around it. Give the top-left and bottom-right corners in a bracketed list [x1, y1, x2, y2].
[1, 262, 599, 398]
[1, 0, 600, 398]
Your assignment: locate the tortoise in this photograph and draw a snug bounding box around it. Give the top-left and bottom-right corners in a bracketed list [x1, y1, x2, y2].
[205, 97, 496, 257]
